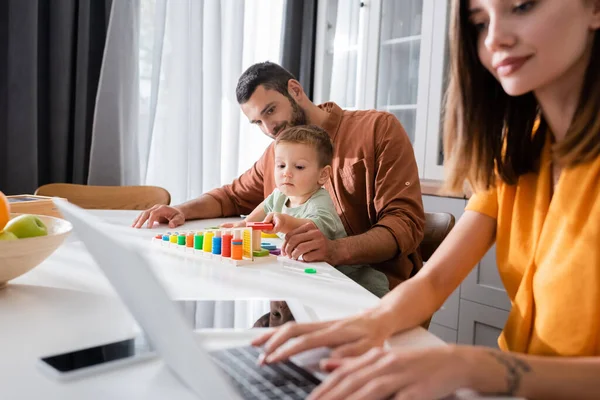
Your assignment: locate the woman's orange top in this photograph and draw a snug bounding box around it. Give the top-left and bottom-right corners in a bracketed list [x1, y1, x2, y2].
[466, 134, 600, 356]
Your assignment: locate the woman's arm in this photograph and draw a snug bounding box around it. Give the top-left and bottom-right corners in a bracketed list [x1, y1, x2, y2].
[304, 343, 600, 400]
[376, 210, 497, 334]
[254, 210, 497, 362]
[471, 349, 600, 400]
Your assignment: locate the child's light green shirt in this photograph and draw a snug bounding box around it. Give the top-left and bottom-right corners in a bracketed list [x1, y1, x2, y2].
[264, 188, 389, 297]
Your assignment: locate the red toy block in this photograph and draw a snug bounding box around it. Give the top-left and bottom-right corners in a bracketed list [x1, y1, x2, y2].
[246, 222, 274, 230]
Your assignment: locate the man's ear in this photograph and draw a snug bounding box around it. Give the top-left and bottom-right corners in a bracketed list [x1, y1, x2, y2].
[287, 79, 304, 101]
[318, 165, 332, 185]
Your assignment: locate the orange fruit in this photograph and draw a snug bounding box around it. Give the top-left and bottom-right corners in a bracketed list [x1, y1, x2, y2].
[0, 191, 10, 231]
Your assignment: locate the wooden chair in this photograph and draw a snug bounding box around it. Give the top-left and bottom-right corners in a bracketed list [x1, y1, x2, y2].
[421, 212, 456, 262]
[35, 183, 171, 210]
[418, 212, 456, 330]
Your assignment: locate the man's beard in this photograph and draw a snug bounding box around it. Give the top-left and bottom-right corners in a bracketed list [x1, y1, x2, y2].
[273, 97, 307, 136]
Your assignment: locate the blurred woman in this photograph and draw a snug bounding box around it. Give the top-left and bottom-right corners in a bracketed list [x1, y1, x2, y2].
[252, 1, 600, 399]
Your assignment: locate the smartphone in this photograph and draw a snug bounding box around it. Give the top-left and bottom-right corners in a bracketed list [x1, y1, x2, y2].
[37, 298, 310, 381]
[37, 334, 156, 381]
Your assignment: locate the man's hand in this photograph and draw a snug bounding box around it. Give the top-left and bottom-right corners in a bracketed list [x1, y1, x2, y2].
[281, 223, 338, 264]
[132, 205, 185, 229]
[220, 221, 247, 229]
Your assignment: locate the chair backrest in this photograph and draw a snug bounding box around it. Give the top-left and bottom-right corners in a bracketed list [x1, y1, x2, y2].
[420, 212, 455, 262]
[35, 184, 171, 210]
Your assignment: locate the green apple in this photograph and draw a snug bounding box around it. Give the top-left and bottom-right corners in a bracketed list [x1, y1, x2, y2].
[0, 231, 18, 241]
[4, 214, 48, 239]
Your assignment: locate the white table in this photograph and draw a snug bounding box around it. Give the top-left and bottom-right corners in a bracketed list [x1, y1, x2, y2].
[0, 210, 444, 400]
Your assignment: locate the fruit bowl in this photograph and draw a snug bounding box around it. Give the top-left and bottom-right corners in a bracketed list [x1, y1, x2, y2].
[0, 214, 72, 288]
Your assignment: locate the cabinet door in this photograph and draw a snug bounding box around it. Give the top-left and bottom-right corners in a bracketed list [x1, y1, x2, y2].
[457, 299, 509, 348]
[422, 195, 465, 330]
[422, 0, 449, 180]
[315, 0, 448, 180]
[371, 0, 434, 176]
[375, 0, 423, 116]
[429, 323, 457, 344]
[460, 245, 512, 311]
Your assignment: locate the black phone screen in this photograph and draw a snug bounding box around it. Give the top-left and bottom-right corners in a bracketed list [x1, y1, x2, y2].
[40, 300, 297, 374]
[40, 335, 153, 373]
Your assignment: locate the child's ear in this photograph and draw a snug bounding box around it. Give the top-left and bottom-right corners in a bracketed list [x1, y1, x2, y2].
[318, 165, 332, 185]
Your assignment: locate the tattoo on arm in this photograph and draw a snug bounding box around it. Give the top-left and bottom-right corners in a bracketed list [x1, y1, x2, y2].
[488, 351, 532, 396]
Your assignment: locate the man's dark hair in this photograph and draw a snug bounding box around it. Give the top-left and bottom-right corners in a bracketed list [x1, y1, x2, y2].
[236, 62, 297, 104]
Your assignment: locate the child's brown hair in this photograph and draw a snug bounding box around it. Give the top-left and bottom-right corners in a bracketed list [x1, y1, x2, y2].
[275, 125, 334, 168]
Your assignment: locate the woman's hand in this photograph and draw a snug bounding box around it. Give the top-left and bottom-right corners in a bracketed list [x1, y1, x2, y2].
[308, 345, 490, 400]
[252, 308, 397, 365]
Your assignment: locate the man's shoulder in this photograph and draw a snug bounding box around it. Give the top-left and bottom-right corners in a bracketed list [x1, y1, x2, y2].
[342, 108, 396, 123]
[260, 141, 276, 157]
[340, 108, 398, 135]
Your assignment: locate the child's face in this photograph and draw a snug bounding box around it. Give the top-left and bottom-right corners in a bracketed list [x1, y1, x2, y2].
[274, 142, 329, 199]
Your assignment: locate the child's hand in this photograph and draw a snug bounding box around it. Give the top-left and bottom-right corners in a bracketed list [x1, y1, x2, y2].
[220, 220, 247, 228]
[262, 212, 287, 234]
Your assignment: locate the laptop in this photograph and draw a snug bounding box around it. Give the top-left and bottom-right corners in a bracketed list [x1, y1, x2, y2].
[53, 199, 321, 400]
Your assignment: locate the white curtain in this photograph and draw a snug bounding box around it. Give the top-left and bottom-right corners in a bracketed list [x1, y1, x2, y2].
[328, 0, 361, 109]
[90, 0, 284, 205]
[89, 0, 141, 186]
[177, 300, 271, 329]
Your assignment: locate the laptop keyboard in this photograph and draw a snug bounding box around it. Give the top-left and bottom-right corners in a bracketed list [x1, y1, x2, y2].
[210, 345, 321, 400]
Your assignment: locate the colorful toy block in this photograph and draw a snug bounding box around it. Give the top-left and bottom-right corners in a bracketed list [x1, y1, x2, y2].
[151, 225, 279, 266]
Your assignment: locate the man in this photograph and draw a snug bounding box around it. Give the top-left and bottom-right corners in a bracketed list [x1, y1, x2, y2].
[133, 62, 425, 288]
